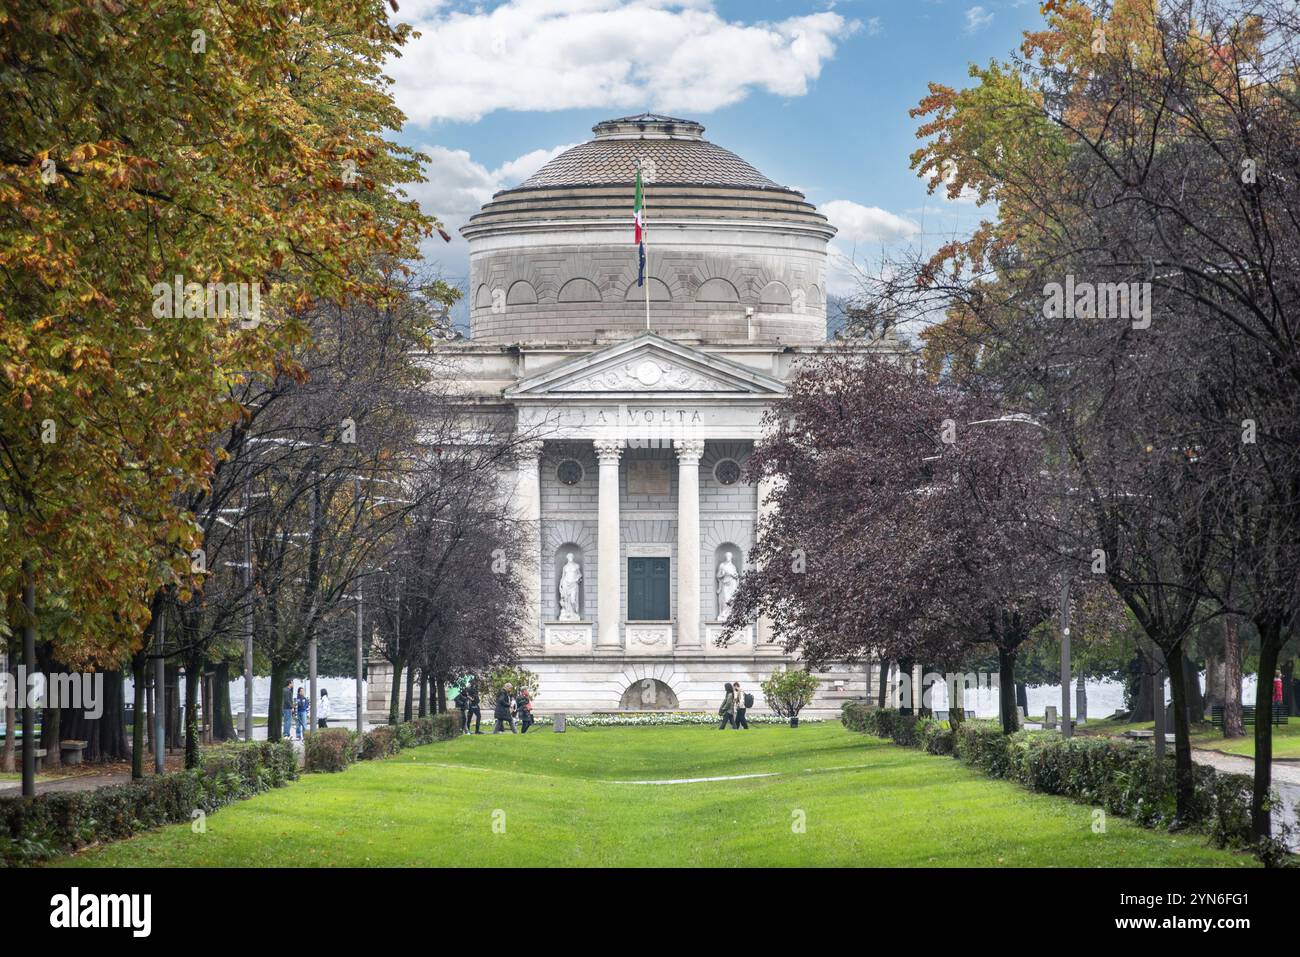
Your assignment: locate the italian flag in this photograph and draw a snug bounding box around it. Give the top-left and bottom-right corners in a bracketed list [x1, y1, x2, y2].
[634, 169, 645, 244]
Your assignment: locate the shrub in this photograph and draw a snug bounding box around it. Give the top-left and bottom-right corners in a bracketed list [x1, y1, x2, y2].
[432, 712, 461, 740]
[845, 709, 1257, 851]
[480, 665, 540, 706]
[305, 728, 357, 773]
[760, 668, 820, 721]
[360, 725, 399, 760]
[0, 740, 296, 866]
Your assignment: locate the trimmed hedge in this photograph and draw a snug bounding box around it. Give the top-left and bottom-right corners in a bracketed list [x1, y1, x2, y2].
[304, 728, 358, 773]
[0, 740, 296, 866]
[842, 702, 1256, 850]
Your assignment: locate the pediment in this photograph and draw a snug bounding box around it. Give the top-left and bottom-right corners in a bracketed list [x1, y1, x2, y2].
[505, 333, 786, 398]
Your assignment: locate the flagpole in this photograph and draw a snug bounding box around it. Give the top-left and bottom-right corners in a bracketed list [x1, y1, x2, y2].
[643, 184, 650, 332]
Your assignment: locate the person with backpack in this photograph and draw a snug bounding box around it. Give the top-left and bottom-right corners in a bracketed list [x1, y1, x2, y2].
[733, 681, 751, 729]
[717, 682, 736, 730]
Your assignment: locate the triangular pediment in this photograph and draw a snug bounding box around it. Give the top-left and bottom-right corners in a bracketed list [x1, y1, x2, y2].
[505, 333, 786, 398]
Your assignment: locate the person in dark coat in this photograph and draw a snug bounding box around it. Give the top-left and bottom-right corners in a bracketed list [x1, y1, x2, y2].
[465, 679, 482, 734]
[454, 685, 469, 734]
[494, 682, 517, 734]
[517, 687, 534, 734]
[718, 682, 736, 730]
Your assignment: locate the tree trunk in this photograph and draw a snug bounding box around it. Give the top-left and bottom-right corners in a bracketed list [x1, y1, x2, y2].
[1203, 640, 1223, 716]
[876, 660, 889, 709]
[41, 705, 62, 770]
[2, 654, 15, 773]
[212, 661, 234, 741]
[165, 664, 182, 749]
[184, 662, 201, 768]
[1164, 642, 1195, 825]
[1130, 650, 1155, 721]
[404, 664, 415, 723]
[418, 671, 428, 718]
[131, 650, 147, 779]
[437, 676, 447, 715]
[1015, 681, 1028, 718]
[997, 647, 1019, 734]
[268, 660, 288, 742]
[1251, 625, 1282, 843]
[389, 659, 403, 726]
[897, 657, 915, 714]
[1181, 653, 1204, 723]
[1223, 615, 1245, 737]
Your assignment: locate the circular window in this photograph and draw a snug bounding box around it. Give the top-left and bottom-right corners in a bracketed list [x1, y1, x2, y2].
[714, 459, 742, 486]
[557, 459, 584, 485]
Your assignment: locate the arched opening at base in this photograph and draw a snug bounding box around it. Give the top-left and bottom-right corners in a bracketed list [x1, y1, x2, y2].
[619, 678, 679, 710]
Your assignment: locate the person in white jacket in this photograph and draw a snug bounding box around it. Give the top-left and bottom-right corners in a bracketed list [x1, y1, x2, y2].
[318, 689, 332, 729]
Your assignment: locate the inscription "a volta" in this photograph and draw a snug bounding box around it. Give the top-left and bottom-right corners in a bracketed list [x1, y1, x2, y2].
[626, 408, 704, 425]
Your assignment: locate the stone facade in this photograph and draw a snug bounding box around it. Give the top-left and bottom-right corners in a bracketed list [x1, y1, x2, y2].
[365, 116, 904, 721]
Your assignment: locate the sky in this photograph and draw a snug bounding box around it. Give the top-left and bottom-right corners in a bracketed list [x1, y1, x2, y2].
[386, 0, 1048, 322]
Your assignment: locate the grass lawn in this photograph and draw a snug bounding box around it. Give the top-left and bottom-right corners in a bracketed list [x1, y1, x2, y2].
[1077, 717, 1300, 759]
[59, 722, 1254, 867]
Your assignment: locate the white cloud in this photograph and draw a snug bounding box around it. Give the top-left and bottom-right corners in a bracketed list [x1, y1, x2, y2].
[964, 5, 993, 33]
[387, 0, 857, 124]
[402, 140, 577, 287]
[822, 199, 921, 244]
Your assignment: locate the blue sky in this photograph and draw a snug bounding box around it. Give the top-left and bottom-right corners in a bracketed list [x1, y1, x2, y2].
[387, 0, 1046, 311]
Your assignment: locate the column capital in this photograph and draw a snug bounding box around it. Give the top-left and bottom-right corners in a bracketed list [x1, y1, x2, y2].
[516, 439, 545, 460]
[673, 439, 705, 464]
[593, 439, 625, 464]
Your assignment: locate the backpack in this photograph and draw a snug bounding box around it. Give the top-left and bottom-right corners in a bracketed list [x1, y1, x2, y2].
[743, 692, 754, 708]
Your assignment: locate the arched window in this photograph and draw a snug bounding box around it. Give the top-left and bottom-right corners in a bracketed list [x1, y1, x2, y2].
[696, 277, 739, 303]
[506, 280, 538, 305]
[558, 278, 602, 303]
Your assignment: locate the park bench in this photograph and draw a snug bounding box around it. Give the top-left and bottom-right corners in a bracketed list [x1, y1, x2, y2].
[59, 740, 87, 766]
[21, 746, 47, 772]
[1211, 705, 1288, 732]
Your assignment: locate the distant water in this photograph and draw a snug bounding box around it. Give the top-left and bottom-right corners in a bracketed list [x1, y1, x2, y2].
[124, 676, 367, 718]
[925, 675, 1259, 720]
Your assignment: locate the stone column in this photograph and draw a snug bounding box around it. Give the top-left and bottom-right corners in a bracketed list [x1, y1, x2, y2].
[674, 439, 705, 647]
[594, 440, 624, 649]
[755, 473, 782, 652]
[515, 440, 544, 646]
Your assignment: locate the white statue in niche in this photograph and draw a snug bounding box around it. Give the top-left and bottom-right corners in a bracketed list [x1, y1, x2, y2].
[716, 551, 740, 620]
[558, 552, 583, 621]
[640, 679, 657, 707]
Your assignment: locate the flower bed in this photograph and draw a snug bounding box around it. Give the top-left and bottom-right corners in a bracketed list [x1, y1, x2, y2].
[531, 711, 826, 728]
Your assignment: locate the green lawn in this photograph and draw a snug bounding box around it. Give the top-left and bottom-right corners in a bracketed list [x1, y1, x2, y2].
[1077, 717, 1300, 759]
[60, 723, 1254, 867]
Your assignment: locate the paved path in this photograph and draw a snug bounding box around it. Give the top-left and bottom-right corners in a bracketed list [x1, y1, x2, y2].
[0, 773, 133, 796]
[1192, 748, 1300, 848]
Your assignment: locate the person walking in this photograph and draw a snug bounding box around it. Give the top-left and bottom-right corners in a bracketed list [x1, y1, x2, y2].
[466, 679, 483, 734]
[494, 682, 517, 734]
[454, 685, 470, 734]
[281, 679, 295, 740]
[318, 689, 331, 729]
[517, 686, 534, 734]
[717, 682, 736, 730]
[733, 681, 750, 729]
[294, 687, 309, 740]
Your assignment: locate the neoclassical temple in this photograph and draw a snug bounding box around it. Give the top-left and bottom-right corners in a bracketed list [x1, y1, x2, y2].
[368, 115, 902, 717]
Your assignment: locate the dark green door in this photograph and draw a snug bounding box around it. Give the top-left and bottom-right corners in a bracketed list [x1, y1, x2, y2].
[627, 557, 670, 620]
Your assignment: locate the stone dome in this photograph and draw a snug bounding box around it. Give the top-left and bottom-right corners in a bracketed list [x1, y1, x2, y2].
[462, 115, 833, 344]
